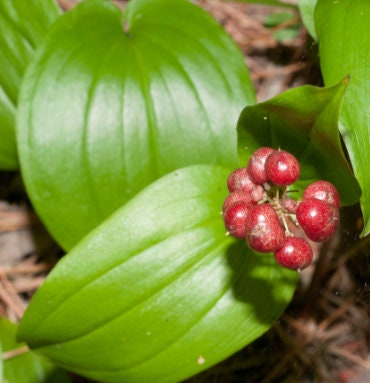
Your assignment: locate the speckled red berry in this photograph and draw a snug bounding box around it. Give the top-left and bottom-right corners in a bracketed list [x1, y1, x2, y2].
[222, 191, 254, 213]
[265, 149, 300, 186]
[296, 198, 339, 242]
[223, 202, 253, 239]
[227, 167, 260, 194]
[274, 236, 313, 271]
[245, 203, 285, 252]
[303, 180, 340, 209]
[246, 147, 275, 185]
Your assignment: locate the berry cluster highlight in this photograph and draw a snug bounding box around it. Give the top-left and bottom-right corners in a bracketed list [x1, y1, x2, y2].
[222, 147, 340, 271]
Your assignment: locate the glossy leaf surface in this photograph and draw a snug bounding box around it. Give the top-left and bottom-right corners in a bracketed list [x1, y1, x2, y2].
[237, 79, 361, 206]
[0, 317, 70, 383]
[17, 0, 255, 250]
[0, 0, 61, 169]
[18, 165, 297, 383]
[315, 0, 370, 234]
[297, 0, 317, 39]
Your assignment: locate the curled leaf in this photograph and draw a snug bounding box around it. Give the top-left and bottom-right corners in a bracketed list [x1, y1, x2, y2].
[237, 79, 361, 206]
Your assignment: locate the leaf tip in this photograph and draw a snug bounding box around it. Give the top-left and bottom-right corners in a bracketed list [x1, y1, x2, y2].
[342, 74, 350, 85]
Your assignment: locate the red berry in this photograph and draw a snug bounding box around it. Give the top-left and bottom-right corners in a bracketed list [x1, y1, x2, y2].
[296, 198, 339, 242]
[245, 204, 285, 253]
[303, 180, 340, 209]
[223, 202, 253, 239]
[227, 168, 259, 193]
[222, 191, 254, 213]
[274, 237, 313, 271]
[265, 150, 300, 186]
[246, 147, 275, 185]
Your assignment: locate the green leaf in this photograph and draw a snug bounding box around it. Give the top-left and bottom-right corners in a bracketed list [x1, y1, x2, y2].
[0, 0, 61, 170]
[263, 11, 300, 42]
[18, 165, 297, 383]
[17, 0, 255, 250]
[0, 343, 2, 383]
[315, 0, 370, 235]
[237, 79, 361, 206]
[297, 0, 317, 39]
[0, 317, 70, 383]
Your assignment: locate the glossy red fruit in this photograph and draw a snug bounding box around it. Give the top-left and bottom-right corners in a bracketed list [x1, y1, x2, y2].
[274, 236, 313, 271]
[223, 202, 253, 239]
[227, 168, 259, 193]
[296, 198, 339, 242]
[245, 204, 285, 253]
[222, 191, 254, 213]
[265, 149, 300, 186]
[303, 180, 340, 209]
[246, 147, 275, 185]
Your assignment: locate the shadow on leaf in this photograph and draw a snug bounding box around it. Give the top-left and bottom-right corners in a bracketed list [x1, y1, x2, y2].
[226, 240, 298, 325]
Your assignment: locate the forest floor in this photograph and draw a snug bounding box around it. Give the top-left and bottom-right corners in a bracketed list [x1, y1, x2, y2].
[0, 1, 369, 382]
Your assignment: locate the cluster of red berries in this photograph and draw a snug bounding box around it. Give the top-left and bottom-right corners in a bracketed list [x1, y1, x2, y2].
[222, 147, 340, 271]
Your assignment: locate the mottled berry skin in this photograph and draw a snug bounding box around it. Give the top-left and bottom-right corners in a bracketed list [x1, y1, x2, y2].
[245, 204, 285, 252]
[274, 237, 313, 271]
[303, 180, 340, 209]
[282, 197, 299, 213]
[227, 168, 257, 193]
[223, 202, 253, 239]
[250, 186, 266, 203]
[246, 147, 275, 185]
[265, 150, 300, 186]
[296, 198, 339, 242]
[222, 191, 253, 213]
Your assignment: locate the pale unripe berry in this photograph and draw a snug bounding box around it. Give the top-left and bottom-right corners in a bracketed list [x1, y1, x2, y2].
[282, 197, 299, 213]
[296, 198, 339, 242]
[265, 150, 300, 186]
[246, 147, 275, 185]
[303, 180, 340, 209]
[223, 202, 253, 239]
[274, 237, 313, 271]
[227, 168, 258, 193]
[245, 204, 285, 252]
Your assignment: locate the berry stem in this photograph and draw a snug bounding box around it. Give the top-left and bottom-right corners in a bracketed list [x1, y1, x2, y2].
[280, 209, 293, 235]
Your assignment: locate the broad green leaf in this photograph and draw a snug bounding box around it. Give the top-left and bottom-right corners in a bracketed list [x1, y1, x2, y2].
[0, 317, 70, 383]
[17, 0, 255, 250]
[18, 165, 297, 383]
[237, 79, 361, 206]
[297, 0, 317, 39]
[0, 0, 61, 170]
[315, 0, 370, 235]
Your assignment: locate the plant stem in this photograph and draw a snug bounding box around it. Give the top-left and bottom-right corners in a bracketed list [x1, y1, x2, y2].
[2, 345, 30, 360]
